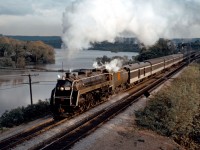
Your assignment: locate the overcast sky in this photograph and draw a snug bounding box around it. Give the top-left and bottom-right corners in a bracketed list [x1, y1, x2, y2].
[1, 0, 200, 40]
[0, 0, 72, 36]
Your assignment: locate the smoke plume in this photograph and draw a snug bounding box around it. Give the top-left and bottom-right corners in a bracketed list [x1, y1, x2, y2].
[93, 59, 123, 72]
[62, 0, 200, 55]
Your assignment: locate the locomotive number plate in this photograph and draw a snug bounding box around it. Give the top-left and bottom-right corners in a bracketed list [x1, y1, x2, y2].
[65, 87, 70, 90]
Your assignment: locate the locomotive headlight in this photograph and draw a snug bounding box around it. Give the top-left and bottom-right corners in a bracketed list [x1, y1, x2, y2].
[60, 87, 64, 91]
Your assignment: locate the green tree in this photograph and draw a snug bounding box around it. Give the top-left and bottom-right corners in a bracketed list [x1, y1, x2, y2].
[136, 38, 177, 61]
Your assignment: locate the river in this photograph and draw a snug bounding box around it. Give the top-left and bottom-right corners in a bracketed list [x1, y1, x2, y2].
[0, 49, 138, 115]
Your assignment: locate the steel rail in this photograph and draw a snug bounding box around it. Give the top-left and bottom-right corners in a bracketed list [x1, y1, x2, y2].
[36, 58, 195, 150]
[0, 116, 73, 150]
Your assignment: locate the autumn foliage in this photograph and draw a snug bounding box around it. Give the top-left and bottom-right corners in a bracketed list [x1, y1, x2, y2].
[0, 36, 55, 68]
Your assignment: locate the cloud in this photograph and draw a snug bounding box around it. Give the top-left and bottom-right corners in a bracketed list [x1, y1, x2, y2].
[62, 0, 200, 55]
[1, 0, 200, 42]
[0, 0, 72, 16]
[0, 15, 62, 36]
[0, 0, 71, 35]
[0, 0, 34, 16]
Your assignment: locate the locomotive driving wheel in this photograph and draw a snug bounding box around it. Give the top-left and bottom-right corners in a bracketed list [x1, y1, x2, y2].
[79, 101, 87, 112]
[78, 93, 94, 112]
[85, 93, 94, 109]
[78, 96, 87, 112]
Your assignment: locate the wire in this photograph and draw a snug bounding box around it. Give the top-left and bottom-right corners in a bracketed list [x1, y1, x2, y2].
[0, 83, 26, 87]
[0, 83, 55, 91]
[34, 84, 55, 86]
[0, 74, 27, 77]
[0, 68, 66, 73]
[0, 81, 56, 88]
[0, 73, 42, 78]
[37, 81, 56, 83]
[0, 84, 27, 91]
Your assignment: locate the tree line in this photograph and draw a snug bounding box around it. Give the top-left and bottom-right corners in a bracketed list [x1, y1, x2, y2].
[7, 35, 62, 48]
[135, 38, 200, 62]
[0, 36, 55, 68]
[89, 40, 140, 52]
[135, 38, 178, 61]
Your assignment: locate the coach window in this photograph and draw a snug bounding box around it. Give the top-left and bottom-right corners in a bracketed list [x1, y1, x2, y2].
[138, 69, 140, 78]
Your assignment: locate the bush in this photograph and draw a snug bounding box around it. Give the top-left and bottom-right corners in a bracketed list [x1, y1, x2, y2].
[0, 57, 14, 67]
[135, 64, 200, 149]
[0, 100, 50, 128]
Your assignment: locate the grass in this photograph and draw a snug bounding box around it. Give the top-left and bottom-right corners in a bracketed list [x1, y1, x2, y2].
[135, 63, 200, 149]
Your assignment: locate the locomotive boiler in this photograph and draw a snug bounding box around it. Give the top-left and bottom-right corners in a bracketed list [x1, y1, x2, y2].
[50, 69, 113, 118]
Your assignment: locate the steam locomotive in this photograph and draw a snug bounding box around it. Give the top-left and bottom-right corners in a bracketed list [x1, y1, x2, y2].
[50, 52, 196, 119]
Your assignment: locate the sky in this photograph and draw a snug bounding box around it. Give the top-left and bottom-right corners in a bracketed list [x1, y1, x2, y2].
[0, 0, 71, 36]
[61, 0, 200, 54]
[1, 0, 200, 52]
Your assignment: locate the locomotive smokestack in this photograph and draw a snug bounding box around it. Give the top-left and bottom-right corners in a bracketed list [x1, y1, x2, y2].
[66, 72, 70, 78]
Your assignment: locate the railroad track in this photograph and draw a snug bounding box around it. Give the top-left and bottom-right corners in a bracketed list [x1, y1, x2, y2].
[33, 61, 190, 150]
[0, 116, 74, 150]
[1, 55, 198, 150]
[0, 95, 119, 149]
[0, 90, 125, 149]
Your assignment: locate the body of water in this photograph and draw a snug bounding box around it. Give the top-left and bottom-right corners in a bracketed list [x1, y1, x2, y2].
[0, 49, 138, 115]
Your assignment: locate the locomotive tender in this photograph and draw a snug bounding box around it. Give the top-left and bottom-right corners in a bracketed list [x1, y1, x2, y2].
[50, 52, 195, 118]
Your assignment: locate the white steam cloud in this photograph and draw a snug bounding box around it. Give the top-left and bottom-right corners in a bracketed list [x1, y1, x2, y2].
[93, 59, 123, 72]
[62, 0, 200, 55]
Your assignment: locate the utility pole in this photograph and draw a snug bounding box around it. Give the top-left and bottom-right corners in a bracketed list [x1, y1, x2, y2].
[187, 42, 191, 64]
[22, 74, 39, 105]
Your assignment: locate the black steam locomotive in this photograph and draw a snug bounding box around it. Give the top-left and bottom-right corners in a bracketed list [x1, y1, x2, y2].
[50, 52, 196, 119]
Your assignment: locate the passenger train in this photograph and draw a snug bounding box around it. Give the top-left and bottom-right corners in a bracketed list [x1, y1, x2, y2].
[50, 52, 196, 118]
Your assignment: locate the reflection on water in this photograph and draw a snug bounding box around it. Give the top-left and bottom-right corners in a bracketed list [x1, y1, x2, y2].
[0, 77, 24, 87]
[0, 49, 138, 115]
